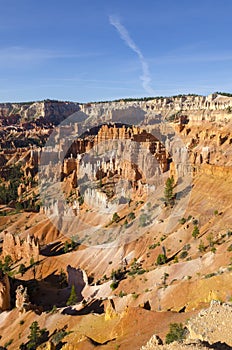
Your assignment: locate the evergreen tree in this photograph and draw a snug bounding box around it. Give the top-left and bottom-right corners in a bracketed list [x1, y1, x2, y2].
[156, 253, 167, 265]
[66, 285, 77, 306]
[164, 177, 175, 206]
[3, 255, 12, 273]
[30, 257, 35, 266]
[18, 263, 26, 276]
[64, 241, 70, 253]
[59, 268, 67, 288]
[112, 212, 120, 222]
[192, 225, 199, 239]
[27, 321, 40, 349]
[27, 321, 48, 349]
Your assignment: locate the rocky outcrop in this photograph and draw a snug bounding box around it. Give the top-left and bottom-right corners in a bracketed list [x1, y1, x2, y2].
[15, 284, 43, 314]
[140, 335, 163, 349]
[0, 94, 231, 130]
[15, 285, 31, 313]
[80, 94, 232, 124]
[0, 272, 10, 311]
[140, 340, 212, 349]
[2, 232, 39, 262]
[0, 100, 80, 124]
[187, 301, 232, 346]
[104, 299, 118, 321]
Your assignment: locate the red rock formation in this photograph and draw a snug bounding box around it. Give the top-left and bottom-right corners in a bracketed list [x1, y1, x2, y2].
[2, 232, 39, 262]
[15, 285, 31, 313]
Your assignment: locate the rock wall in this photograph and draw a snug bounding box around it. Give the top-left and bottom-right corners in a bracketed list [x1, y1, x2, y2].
[187, 300, 232, 346]
[80, 94, 232, 124]
[0, 100, 80, 124]
[1, 93, 231, 128]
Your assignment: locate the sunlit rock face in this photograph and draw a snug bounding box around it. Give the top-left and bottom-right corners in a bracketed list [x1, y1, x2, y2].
[2, 232, 39, 262]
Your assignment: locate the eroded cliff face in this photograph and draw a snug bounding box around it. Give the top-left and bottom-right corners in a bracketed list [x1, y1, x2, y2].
[0, 93, 231, 128]
[2, 232, 39, 262]
[0, 100, 80, 125]
[80, 93, 232, 125]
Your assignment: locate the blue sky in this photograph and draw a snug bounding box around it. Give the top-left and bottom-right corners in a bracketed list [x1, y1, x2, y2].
[0, 0, 232, 102]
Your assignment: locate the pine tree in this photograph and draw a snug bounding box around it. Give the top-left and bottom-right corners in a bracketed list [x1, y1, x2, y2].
[18, 263, 26, 276]
[27, 321, 48, 349]
[66, 285, 77, 306]
[164, 177, 175, 206]
[112, 212, 120, 222]
[27, 321, 40, 349]
[64, 241, 70, 253]
[3, 255, 12, 273]
[192, 225, 199, 239]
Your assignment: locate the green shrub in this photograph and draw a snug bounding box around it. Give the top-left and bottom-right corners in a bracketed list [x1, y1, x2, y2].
[180, 251, 188, 259]
[179, 218, 186, 225]
[4, 339, 13, 348]
[165, 323, 186, 344]
[51, 329, 68, 346]
[78, 196, 84, 206]
[63, 241, 70, 253]
[139, 213, 149, 227]
[174, 256, 179, 263]
[132, 292, 139, 299]
[30, 257, 35, 266]
[205, 272, 216, 279]
[198, 240, 206, 253]
[119, 291, 127, 298]
[110, 281, 118, 291]
[156, 254, 167, 265]
[192, 225, 199, 239]
[211, 246, 216, 254]
[183, 244, 191, 251]
[112, 212, 120, 222]
[227, 244, 232, 252]
[128, 212, 135, 220]
[149, 243, 157, 249]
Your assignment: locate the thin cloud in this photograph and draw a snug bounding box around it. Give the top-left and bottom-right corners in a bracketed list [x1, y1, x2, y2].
[109, 15, 155, 96]
[150, 52, 232, 65]
[0, 46, 103, 66]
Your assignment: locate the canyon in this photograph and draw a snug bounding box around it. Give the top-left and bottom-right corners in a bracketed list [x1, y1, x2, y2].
[0, 93, 231, 349]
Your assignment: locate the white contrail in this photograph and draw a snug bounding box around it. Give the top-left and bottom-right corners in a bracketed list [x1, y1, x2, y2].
[109, 15, 155, 96]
